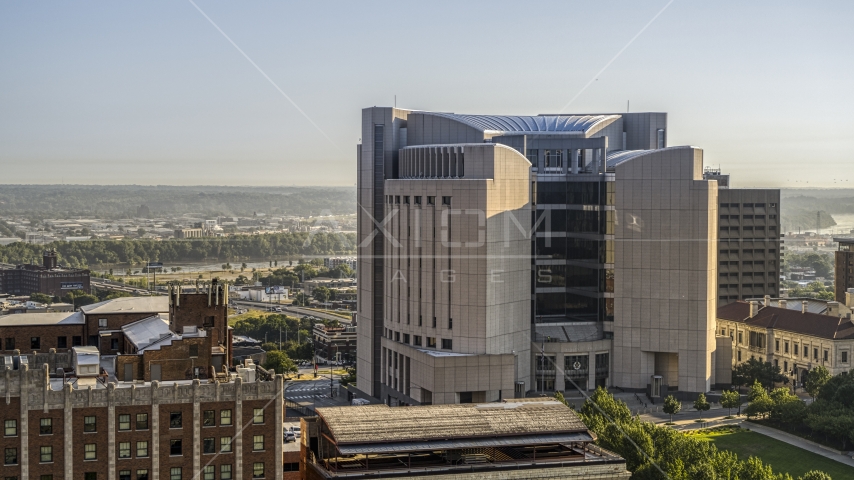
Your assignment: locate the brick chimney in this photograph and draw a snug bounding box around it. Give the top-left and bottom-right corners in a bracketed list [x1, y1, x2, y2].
[802, 300, 809, 314]
[779, 299, 787, 309]
[749, 301, 760, 318]
[764, 295, 771, 307]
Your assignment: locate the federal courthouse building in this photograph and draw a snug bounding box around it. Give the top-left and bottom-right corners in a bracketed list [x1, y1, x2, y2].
[355, 107, 780, 405]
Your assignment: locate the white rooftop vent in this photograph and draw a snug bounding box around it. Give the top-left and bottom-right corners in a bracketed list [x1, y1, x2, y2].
[72, 346, 100, 378]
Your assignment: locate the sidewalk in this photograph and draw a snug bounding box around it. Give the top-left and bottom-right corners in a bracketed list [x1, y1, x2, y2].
[745, 423, 854, 469]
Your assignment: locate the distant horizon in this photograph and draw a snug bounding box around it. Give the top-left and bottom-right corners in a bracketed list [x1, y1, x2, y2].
[1, 2, 852, 186]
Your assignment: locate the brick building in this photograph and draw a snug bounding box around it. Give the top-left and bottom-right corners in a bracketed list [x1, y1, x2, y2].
[834, 238, 854, 303]
[0, 286, 291, 480]
[0, 296, 168, 356]
[0, 250, 90, 298]
[311, 325, 355, 365]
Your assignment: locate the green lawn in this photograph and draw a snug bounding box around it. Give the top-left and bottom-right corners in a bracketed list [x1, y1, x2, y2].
[692, 428, 854, 479]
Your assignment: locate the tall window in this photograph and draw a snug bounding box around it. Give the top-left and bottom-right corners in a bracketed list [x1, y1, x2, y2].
[4, 420, 16, 436]
[118, 442, 131, 459]
[220, 465, 232, 480]
[169, 412, 182, 429]
[31, 337, 40, 350]
[84, 416, 96, 433]
[84, 443, 96, 460]
[203, 466, 215, 480]
[203, 438, 215, 454]
[40, 446, 52, 463]
[253, 435, 264, 451]
[4, 448, 17, 465]
[220, 410, 232, 426]
[137, 470, 149, 480]
[169, 439, 182, 456]
[203, 410, 215, 427]
[136, 441, 148, 458]
[40, 418, 53, 435]
[136, 413, 148, 430]
[253, 408, 264, 424]
[118, 414, 130, 431]
[252, 463, 265, 479]
[220, 437, 232, 453]
[119, 471, 131, 480]
[170, 468, 181, 480]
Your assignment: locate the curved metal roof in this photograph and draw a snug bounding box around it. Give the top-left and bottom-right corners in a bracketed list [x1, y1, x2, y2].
[606, 149, 654, 168]
[432, 113, 620, 134]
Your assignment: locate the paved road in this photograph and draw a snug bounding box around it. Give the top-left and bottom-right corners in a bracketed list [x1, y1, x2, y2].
[232, 301, 351, 323]
[285, 377, 347, 409]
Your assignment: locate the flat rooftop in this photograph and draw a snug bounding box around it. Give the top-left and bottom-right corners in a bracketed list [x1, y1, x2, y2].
[81, 296, 168, 314]
[0, 311, 84, 326]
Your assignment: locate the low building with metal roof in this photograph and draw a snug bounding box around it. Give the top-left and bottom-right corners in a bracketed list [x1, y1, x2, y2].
[300, 398, 630, 479]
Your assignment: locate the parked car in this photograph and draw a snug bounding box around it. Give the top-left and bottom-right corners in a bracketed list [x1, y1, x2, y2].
[290, 426, 301, 439]
[284, 431, 295, 442]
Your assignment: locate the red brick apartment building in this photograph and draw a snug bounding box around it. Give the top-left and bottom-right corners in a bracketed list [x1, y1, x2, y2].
[0, 250, 90, 298]
[0, 284, 295, 480]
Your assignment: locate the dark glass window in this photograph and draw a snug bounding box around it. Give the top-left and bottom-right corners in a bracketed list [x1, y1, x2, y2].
[536, 237, 566, 260]
[170, 439, 182, 456]
[536, 182, 565, 204]
[203, 410, 215, 427]
[31, 337, 40, 350]
[566, 210, 600, 233]
[203, 438, 215, 454]
[535, 209, 566, 233]
[441, 339, 453, 350]
[72, 336, 82, 347]
[57, 337, 67, 349]
[169, 412, 182, 429]
[567, 182, 600, 205]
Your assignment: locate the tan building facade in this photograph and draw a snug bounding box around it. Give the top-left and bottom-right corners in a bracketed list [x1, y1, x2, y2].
[377, 143, 532, 405]
[611, 147, 718, 394]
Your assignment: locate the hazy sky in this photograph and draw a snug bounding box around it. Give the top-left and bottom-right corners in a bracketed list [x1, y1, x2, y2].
[1, 1, 852, 187]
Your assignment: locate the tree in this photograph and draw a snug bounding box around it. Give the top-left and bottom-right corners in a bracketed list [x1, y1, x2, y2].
[745, 381, 774, 419]
[313, 286, 331, 303]
[29, 292, 53, 305]
[733, 358, 786, 390]
[805, 366, 831, 399]
[292, 292, 310, 306]
[663, 395, 681, 423]
[721, 390, 742, 416]
[137, 228, 146, 236]
[798, 471, 832, 480]
[693, 393, 710, 417]
[241, 262, 247, 272]
[263, 350, 297, 375]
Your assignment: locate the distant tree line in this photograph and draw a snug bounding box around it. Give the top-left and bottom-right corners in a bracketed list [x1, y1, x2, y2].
[0, 185, 355, 219]
[0, 232, 355, 268]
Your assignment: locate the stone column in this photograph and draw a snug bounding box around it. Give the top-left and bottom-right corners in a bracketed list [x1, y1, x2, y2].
[19, 365, 28, 480]
[234, 377, 243, 480]
[192, 380, 200, 480]
[588, 352, 597, 392]
[108, 384, 116, 480]
[554, 354, 565, 392]
[151, 381, 160, 480]
[64, 383, 74, 480]
[274, 375, 284, 480]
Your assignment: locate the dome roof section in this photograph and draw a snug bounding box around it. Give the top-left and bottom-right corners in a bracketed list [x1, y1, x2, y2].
[431, 113, 620, 136]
